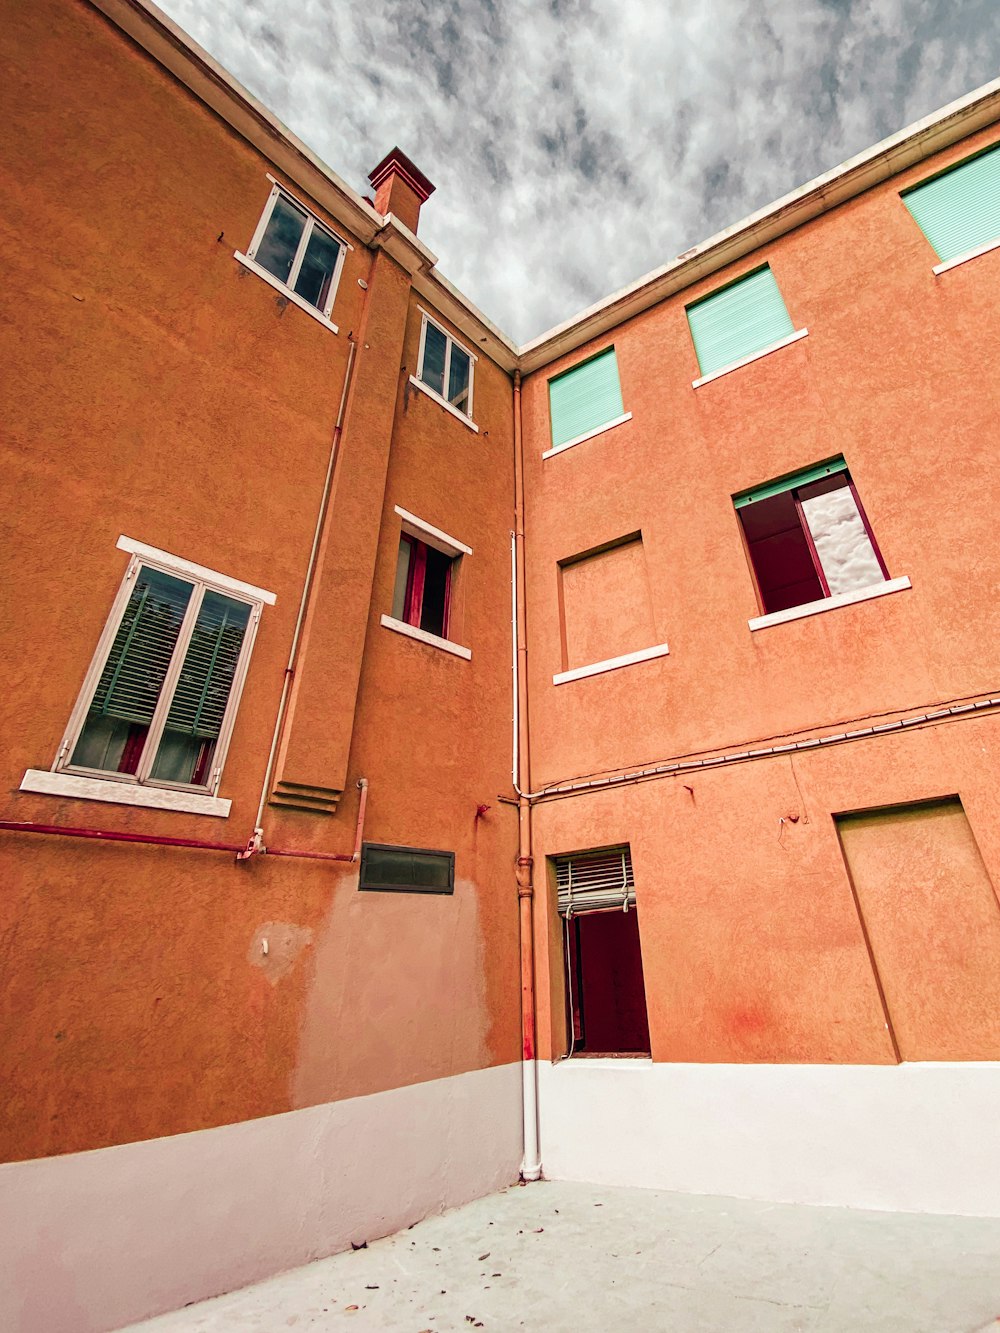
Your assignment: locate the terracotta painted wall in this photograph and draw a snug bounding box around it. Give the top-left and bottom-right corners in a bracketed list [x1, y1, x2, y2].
[521, 126, 1000, 1065]
[0, 0, 520, 1164]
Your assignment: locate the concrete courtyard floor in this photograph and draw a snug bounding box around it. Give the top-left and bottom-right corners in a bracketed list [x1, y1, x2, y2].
[126, 1180, 1000, 1333]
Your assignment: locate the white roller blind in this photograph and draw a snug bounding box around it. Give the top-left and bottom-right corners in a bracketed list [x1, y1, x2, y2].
[556, 846, 635, 915]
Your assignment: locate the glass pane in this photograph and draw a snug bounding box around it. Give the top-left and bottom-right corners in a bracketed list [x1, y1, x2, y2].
[150, 591, 251, 785]
[420, 322, 447, 396]
[293, 226, 341, 311]
[255, 195, 307, 285]
[800, 483, 885, 596]
[420, 546, 452, 638]
[72, 568, 192, 773]
[447, 347, 471, 415]
[392, 538, 412, 621]
[362, 846, 453, 892]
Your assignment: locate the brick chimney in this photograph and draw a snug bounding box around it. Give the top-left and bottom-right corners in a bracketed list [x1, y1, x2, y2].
[368, 148, 435, 234]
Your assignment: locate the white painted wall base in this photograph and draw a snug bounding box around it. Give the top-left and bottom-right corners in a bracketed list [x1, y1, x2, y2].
[0, 1062, 522, 1333]
[538, 1059, 1000, 1217]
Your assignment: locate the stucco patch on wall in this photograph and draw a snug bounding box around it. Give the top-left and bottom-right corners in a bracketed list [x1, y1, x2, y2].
[292, 876, 489, 1108]
[248, 922, 314, 986]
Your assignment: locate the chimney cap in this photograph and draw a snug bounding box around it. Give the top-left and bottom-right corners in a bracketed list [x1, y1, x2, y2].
[368, 147, 436, 204]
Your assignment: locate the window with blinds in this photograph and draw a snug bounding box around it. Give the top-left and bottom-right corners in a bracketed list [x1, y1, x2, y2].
[902, 143, 1000, 266]
[63, 551, 263, 793]
[555, 846, 635, 916]
[687, 266, 796, 378]
[547, 347, 627, 452]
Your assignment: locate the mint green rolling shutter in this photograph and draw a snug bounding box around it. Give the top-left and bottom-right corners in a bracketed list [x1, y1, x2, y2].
[687, 267, 795, 377]
[548, 347, 624, 448]
[734, 456, 847, 508]
[902, 144, 1000, 263]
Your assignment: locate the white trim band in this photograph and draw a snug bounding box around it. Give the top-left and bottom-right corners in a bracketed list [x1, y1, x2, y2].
[407, 376, 479, 432]
[692, 328, 809, 388]
[380, 615, 472, 660]
[394, 506, 473, 557]
[233, 252, 340, 333]
[542, 412, 632, 460]
[19, 769, 233, 818]
[116, 537, 277, 604]
[933, 235, 1000, 274]
[749, 576, 911, 631]
[553, 641, 671, 685]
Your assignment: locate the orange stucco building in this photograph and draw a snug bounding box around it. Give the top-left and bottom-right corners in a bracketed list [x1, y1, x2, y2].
[3, 1, 1000, 1328]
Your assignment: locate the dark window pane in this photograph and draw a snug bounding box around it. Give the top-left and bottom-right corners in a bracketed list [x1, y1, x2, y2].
[420, 546, 452, 638]
[739, 493, 824, 614]
[421, 322, 447, 396]
[447, 347, 471, 414]
[256, 196, 306, 285]
[293, 226, 341, 310]
[360, 845, 454, 894]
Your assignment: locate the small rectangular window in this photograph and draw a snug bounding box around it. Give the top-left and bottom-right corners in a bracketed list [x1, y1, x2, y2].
[416, 312, 475, 420]
[735, 458, 889, 616]
[902, 142, 1000, 266]
[555, 847, 650, 1056]
[359, 843, 455, 894]
[55, 542, 269, 795]
[547, 347, 627, 452]
[391, 533, 455, 639]
[238, 183, 347, 322]
[687, 265, 797, 378]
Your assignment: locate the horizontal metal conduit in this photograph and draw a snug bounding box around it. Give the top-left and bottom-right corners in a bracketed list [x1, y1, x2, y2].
[523, 694, 1000, 804]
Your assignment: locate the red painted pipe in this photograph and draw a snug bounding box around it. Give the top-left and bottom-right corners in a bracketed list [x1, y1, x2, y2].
[0, 821, 244, 853]
[0, 784, 370, 863]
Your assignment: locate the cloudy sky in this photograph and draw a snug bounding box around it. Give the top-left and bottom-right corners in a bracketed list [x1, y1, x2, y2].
[159, 0, 999, 342]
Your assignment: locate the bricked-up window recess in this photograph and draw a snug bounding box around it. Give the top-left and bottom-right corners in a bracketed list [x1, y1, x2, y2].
[359, 844, 455, 894]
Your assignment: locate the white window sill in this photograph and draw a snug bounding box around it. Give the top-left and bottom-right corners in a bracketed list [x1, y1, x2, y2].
[407, 376, 479, 432]
[380, 615, 472, 660]
[748, 576, 911, 631]
[933, 236, 1000, 275]
[543, 412, 632, 460]
[233, 252, 339, 333]
[692, 328, 809, 388]
[20, 769, 232, 818]
[553, 641, 670, 685]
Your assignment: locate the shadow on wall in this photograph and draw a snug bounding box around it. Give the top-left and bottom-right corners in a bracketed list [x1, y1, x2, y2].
[292, 875, 488, 1107]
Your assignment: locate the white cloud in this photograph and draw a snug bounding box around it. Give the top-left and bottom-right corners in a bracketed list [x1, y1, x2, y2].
[160, 0, 1000, 341]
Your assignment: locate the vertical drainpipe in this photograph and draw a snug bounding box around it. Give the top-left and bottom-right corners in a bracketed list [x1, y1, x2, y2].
[513, 368, 542, 1181]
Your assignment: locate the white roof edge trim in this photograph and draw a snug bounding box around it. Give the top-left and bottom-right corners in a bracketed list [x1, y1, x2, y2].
[92, 0, 382, 231]
[81, 2, 1000, 378]
[518, 76, 1000, 367]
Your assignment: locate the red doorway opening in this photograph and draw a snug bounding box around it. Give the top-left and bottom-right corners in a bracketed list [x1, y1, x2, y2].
[566, 908, 650, 1055]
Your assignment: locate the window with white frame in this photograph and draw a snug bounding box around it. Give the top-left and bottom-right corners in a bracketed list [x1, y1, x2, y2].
[414, 311, 476, 420]
[49, 541, 271, 796]
[238, 183, 348, 321]
[380, 507, 472, 659]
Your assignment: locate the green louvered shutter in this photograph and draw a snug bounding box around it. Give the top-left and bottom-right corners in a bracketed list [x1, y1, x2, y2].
[160, 592, 250, 741]
[548, 347, 625, 449]
[902, 144, 1000, 264]
[80, 570, 192, 730]
[687, 267, 795, 377]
